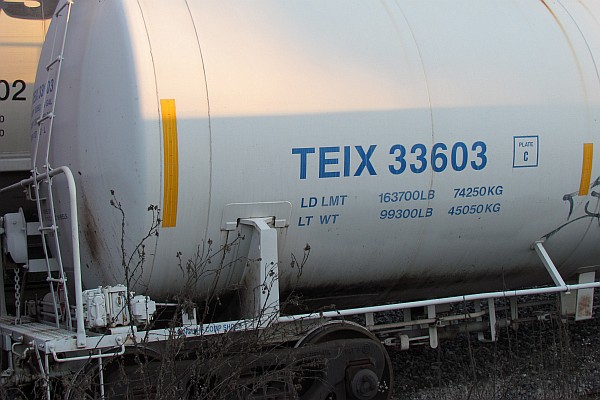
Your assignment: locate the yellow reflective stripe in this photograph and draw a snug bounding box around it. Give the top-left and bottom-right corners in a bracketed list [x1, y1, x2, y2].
[160, 99, 179, 227]
[578, 143, 593, 196]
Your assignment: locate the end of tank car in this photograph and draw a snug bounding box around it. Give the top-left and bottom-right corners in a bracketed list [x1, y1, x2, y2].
[2, 0, 600, 398]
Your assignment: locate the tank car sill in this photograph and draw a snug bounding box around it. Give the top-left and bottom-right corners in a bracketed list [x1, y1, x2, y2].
[1, 263, 597, 355]
[1, 265, 599, 400]
[278, 241, 599, 325]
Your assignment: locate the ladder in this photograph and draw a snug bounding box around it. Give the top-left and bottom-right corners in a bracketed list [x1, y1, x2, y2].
[30, 1, 74, 333]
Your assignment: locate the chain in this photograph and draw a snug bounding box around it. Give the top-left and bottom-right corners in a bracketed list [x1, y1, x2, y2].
[14, 266, 21, 324]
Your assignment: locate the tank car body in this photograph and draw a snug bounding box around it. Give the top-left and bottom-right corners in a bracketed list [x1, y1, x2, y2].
[30, 0, 600, 308]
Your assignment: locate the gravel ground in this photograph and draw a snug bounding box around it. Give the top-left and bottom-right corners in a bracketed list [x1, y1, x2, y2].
[388, 301, 600, 400]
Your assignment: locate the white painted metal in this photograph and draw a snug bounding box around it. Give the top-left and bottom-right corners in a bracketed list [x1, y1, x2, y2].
[2, 210, 28, 264]
[25, 0, 600, 313]
[82, 288, 107, 328]
[46, 167, 85, 346]
[575, 271, 596, 320]
[82, 285, 157, 328]
[488, 299, 497, 342]
[1, 212, 60, 272]
[238, 218, 281, 326]
[129, 294, 156, 325]
[3, 167, 86, 346]
[27, 258, 58, 274]
[533, 241, 567, 287]
[97, 355, 105, 400]
[427, 305, 437, 348]
[21, 1, 88, 348]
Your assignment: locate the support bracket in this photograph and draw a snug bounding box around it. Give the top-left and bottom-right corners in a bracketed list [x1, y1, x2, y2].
[239, 218, 280, 328]
[532, 240, 566, 287]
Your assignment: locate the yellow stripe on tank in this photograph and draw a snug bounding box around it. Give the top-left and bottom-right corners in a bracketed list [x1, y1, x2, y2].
[578, 143, 593, 196]
[160, 99, 179, 227]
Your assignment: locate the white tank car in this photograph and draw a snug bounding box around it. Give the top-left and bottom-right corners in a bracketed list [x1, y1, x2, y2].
[0, 0, 57, 216]
[31, 0, 600, 308]
[0, 0, 56, 172]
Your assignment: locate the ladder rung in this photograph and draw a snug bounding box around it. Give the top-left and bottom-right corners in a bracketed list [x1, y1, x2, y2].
[36, 113, 55, 125]
[47, 277, 67, 283]
[55, 1, 71, 16]
[39, 225, 57, 232]
[46, 56, 62, 71]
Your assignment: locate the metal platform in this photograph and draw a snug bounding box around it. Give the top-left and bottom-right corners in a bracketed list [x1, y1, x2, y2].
[0, 317, 74, 352]
[0, 316, 125, 357]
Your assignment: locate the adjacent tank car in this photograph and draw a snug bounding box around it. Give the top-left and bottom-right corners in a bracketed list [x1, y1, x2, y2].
[0, 0, 57, 213]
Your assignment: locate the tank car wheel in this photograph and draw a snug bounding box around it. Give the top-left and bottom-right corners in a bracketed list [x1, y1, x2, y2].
[294, 321, 393, 400]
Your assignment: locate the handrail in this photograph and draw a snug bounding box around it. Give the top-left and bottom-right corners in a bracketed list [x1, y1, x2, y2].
[2, 167, 86, 347]
[279, 239, 578, 323]
[277, 281, 600, 323]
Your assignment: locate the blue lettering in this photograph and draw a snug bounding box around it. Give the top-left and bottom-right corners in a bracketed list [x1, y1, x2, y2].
[294, 141, 487, 180]
[448, 202, 501, 216]
[302, 195, 348, 207]
[410, 143, 427, 173]
[319, 214, 339, 224]
[344, 146, 351, 177]
[379, 207, 433, 220]
[354, 145, 377, 176]
[301, 197, 317, 208]
[292, 147, 315, 179]
[298, 216, 314, 226]
[471, 141, 487, 170]
[319, 147, 340, 178]
[320, 195, 348, 206]
[451, 142, 468, 171]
